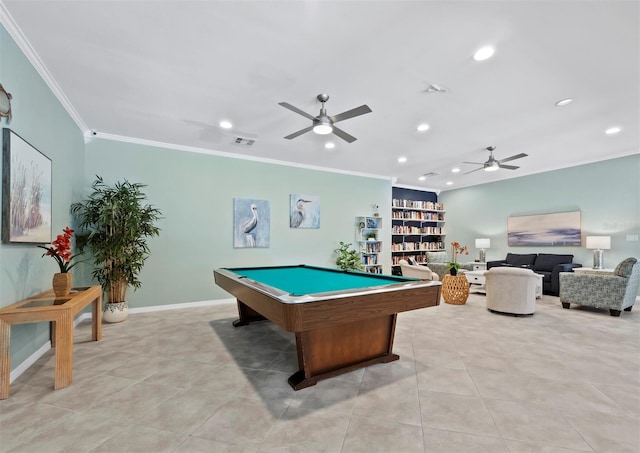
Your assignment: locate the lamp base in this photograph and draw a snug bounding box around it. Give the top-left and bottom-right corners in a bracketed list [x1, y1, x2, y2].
[479, 249, 486, 263]
[592, 249, 604, 269]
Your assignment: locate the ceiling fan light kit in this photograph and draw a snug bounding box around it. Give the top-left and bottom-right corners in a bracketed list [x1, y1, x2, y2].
[279, 93, 372, 143]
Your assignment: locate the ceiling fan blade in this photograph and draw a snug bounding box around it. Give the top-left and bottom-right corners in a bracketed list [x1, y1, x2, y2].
[278, 102, 317, 121]
[499, 164, 520, 170]
[464, 167, 484, 175]
[284, 125, 314, 140]
[331, 125, 357, 143]
[330, 105, 372, 123]
[462, 161, 484, 165]
[498, 153, 528, 164]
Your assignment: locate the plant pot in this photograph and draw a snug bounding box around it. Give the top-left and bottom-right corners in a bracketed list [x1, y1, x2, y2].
[52, 272, 72, 296]
[449, 268, 458, 276]
[103, 302, 129, 323]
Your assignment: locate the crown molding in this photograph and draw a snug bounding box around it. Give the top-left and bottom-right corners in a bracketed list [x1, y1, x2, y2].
[89, 131, 395, 182]
[0, 3, 88, 133]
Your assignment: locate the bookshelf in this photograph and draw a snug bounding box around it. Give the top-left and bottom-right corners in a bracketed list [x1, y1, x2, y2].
[356, 216, 383, 273]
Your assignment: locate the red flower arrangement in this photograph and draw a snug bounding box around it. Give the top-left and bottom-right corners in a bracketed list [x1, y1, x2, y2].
[38, 227, 80, 273]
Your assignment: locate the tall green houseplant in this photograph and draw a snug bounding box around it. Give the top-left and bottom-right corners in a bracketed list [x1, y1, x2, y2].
[71, 176, 162, 307]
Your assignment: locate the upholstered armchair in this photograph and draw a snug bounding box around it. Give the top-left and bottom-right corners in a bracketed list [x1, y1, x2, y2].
[485, 267, 538, 315]
[559, 257, 639, 317]
[398, 260, 439, 281]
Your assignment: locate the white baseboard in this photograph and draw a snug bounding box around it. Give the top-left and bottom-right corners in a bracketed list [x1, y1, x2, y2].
[9, 298, 236, 384]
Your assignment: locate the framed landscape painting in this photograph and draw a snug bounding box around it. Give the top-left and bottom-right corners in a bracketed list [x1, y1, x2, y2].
[508, 211, 581, 246]
[2, 129, 52, 243]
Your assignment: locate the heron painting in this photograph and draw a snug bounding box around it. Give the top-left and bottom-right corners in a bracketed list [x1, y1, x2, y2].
[289, 194, 320, 229]
[233, 198, 270, 248]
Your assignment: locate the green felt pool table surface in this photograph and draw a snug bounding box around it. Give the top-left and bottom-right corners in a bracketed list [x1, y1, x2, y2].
[230, 265, 414, 296]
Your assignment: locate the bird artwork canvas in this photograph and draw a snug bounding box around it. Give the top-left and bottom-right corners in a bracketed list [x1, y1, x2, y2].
[233, 198, 270, 248]
[289, 194, 320, 229]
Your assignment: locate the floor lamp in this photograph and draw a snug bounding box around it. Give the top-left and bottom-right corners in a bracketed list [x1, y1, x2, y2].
[475, 238, 490, 263]
[586, 236, 611, 269]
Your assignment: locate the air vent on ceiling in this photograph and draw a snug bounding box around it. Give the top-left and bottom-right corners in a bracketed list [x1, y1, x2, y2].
[233, 137, 255, 146]
[422, 172, 438, 177]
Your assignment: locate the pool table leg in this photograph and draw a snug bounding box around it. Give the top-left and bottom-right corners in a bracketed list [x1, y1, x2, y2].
[232, 300, 267, 327]
[288, 314, 400, 390]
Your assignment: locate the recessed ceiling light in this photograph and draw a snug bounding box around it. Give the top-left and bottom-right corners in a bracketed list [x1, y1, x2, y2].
[324, 142, 335, 149]
[417, 123, 430, 132]
[446, 181, 453, 185]
[451, 167, 460, 173]
[473, 46, 495, 61]
[398, 157, 407, 163]
[418, 176, 426, 181]
[605, 126, 622, 135]
[555, 98, 573, 107]
[219, 120, 233, 129]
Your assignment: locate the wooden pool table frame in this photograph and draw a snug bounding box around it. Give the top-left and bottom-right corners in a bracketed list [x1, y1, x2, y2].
[214, 265, 441, 390]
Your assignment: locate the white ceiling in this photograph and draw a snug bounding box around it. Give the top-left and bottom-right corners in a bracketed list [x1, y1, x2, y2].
[2, 1, 638, 191]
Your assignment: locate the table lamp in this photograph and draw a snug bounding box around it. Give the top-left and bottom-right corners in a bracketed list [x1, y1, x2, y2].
[586, 236, 611, 269]
[475, 238, 491, 263]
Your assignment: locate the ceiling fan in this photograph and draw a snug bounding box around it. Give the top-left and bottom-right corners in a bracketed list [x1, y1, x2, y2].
[463, 146, 528, 174]
[279, 94, 372, 143]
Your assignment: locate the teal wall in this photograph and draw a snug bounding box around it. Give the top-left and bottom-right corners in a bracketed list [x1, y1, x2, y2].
[440, 155, 640, 268]
[84, 139, 393, 307]
[0, 25, 86, 366]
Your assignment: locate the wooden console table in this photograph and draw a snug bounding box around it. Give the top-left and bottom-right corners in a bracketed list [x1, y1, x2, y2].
[0, 285, 102, 399]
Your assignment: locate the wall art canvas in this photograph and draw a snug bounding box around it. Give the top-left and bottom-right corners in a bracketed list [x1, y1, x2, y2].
[233, 198, 270, 248]
[289, 194, 320, 229]
[2, 129, 52, 244]
[508, 211, 581, 246]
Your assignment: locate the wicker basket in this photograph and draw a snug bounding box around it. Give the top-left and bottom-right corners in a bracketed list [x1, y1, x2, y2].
[442, 274, 469, 305]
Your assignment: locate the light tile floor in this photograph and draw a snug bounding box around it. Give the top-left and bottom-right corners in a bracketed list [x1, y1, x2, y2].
[1, 294, 639, 452]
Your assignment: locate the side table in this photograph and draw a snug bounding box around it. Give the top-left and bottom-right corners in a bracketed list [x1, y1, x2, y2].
[441, 274, 470, 305]
[0, 285, 102, 399]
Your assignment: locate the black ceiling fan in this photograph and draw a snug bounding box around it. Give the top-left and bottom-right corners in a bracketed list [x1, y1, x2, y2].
[463, 146, 528, 174]
[279, 94, 372, 143]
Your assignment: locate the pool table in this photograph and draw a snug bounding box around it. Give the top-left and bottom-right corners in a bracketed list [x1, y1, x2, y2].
[213, 265, 441, 390]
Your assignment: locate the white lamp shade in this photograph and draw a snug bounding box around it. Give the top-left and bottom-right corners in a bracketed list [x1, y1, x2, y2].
[586, 236, 611, 250]
[475, 238, 491, 249]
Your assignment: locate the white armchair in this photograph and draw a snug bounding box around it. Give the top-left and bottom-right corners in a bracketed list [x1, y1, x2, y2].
[398, 260, 439, 281]
[485, 267, 538, 315]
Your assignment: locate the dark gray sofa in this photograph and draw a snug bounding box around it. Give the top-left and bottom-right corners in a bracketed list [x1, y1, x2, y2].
[486, 253, 582, 296]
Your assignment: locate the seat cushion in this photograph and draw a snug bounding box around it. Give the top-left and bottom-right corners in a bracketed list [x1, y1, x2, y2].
[505, 253, 537, 266]
[534, 254, 574, 272]
[614, 257, 638, 277]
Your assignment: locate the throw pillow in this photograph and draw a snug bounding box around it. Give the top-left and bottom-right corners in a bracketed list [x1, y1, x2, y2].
[614, 257, 638, 278]
[505, 253, 537, 266]
[534, 254, 574, 272]
[426, 251, 448, 263]
[408, 257, 416, 265]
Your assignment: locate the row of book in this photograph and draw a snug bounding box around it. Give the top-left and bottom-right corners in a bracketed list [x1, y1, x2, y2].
[392, 226, 445, 235]
[391, 241, 444, 252]
[361, 255, 378, 265]
[391, 211, 445, 221]
[359, 242, 382, 253]
[392, 199, 445, 211]
[392, 255, 428, 265]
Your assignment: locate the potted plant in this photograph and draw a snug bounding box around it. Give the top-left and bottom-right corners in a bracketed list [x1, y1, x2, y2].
[38, 226, 82, 296]
[71, 176, 162, 323]
[447, 241, 469, 276]
[334, 241, 364, 271]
